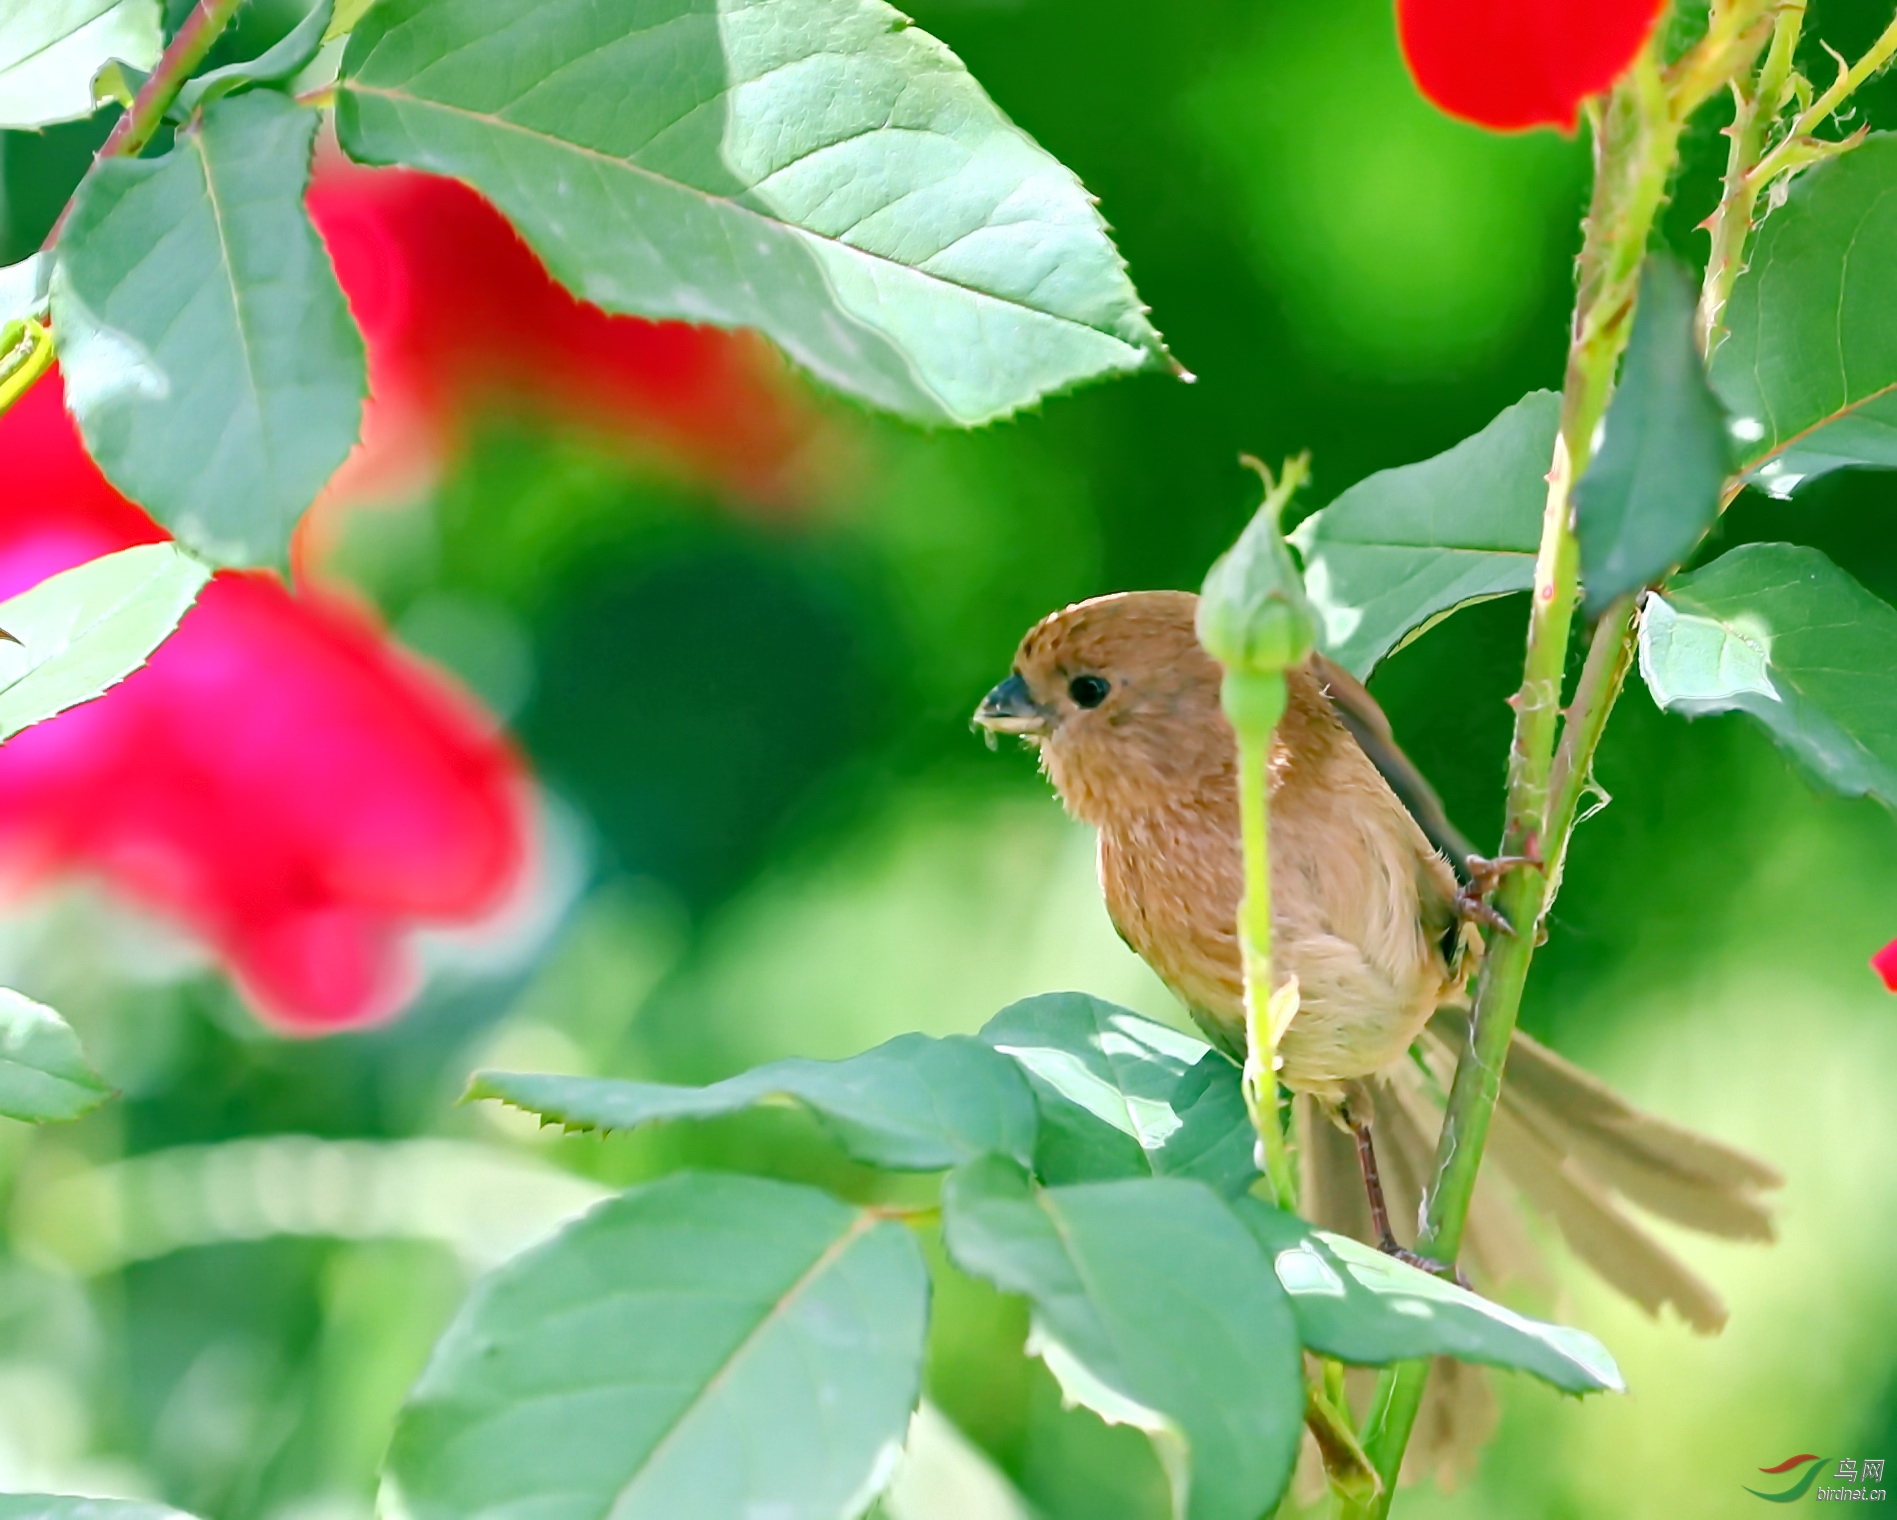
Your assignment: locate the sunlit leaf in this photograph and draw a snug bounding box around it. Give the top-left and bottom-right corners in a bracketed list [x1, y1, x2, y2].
[52, 89, 365, 566]
[1714, 132, 1897, 496]
[386, 1173, 928, 1520]
[0, 0, 161, 129]
[978, 993, 1255, 1195]
[1639, 543, 1897, 806]
[471, 1032, 1037, 1171]
[1575, 255, 1729, 614]
[334, 0, 1171, 426]
[324, 0, 380, 44]
[0, 253, 50, 325]
[1288, 390, 1556, 677]
[0, 1502, 198, 1520]
[941, 1158, 1302, 1520]
[0, 988, 112, 1123]
[1236, 1200, 1623, 1394]
[172, 0, 335, 118]
[0, 543, 211, 743]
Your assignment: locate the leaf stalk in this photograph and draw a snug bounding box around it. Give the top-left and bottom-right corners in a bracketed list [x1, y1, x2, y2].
[10, 0, 249, 422]
[1232, 690, 1299, 1215]
[92, 0, 249, 171]
[0, 321, 55, 417]
[1700, 0, 1807, 349]
[1343, 46, 1694, 1516]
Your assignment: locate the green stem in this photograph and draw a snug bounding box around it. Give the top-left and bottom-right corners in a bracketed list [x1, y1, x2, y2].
[38, 0, 246, 257]
[1344, 49, 1689, 1518]
[98, 0, 246, 161]
[1542, 597, 1639, 900]
[1667, 0, 1775, 116]
[1699, 0, 1806, 350]
[1753, 3, 1897, 185]
[1229, 676, 1298, 1213]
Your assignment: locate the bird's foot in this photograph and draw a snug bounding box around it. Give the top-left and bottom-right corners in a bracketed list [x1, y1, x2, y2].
[1455, 852, 1538, 936]
[1376, 1237, 1471, 1290]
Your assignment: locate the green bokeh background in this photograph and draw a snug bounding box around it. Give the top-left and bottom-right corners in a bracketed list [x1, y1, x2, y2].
[3, 0, 1897, 1515]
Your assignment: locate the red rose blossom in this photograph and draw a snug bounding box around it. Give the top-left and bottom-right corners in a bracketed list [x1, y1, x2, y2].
[1874, 939, 1897, 993]
[1395, 0, 1668, 132]
[0, 375, 529, 1030]
[305, 162, 820, 518]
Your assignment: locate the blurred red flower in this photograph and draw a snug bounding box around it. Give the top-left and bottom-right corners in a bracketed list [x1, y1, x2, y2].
[1874, 939, 1897, 993]
[0, 165, 824, 1025]
[0, 375, 528, 1031]
[1395, 0, 1666, 131]
[306, 161, 820, 518]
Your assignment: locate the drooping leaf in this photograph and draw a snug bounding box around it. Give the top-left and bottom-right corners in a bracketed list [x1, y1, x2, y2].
[941, 1158, 1303, 1520]
[0, 543, 211, 743]
[1714, 132, 1897, 496]
[978, 993, 1255, 1195]
[172, 0, 336, 118]
[1638, 542, 1897, 806]
[0, 0, 161, 129]
[385, 1173, 928, 1520]
[0, 987, 113, 1123]
[52, 88, 366, 567]
[333, 0, 1171, 426]
[470, 1032, 1037, 1171]
[1235, 1199, 1623, 1394]
[1288, 390, 1557, 677]
[1575, 255, 1729, 614]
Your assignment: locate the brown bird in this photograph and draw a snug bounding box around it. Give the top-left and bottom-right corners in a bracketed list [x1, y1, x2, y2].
[975, 590, 1781, 1481]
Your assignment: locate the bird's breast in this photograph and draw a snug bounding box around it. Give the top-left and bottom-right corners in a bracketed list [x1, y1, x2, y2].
[1097, 757, 1462, 1097]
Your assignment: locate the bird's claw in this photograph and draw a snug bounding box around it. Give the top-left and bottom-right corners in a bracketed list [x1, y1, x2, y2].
[1455, 852, 1537, 937]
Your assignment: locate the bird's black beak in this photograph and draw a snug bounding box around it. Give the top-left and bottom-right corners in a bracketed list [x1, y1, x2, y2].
[974, 672, 1052, 736]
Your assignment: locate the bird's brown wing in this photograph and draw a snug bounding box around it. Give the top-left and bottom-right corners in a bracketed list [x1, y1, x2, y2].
[1310, 652, 1479, 888]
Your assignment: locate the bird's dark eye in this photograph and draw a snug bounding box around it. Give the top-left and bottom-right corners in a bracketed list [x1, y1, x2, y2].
[1068, 674, 1111, 709]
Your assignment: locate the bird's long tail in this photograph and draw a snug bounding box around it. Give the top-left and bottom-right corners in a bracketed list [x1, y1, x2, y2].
[1296, 1010, 1782, 1487]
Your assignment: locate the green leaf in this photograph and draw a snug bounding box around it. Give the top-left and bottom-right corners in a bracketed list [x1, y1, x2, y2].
[1714, 132, 1897, 496]
[333, 0, 1170, 426]
[1234, 1200, 1623, 1394]
[1639, 542, 1897, 806]
[386, 1173, 928, 1520]
[941, 1158, 1303, 1520]
[172, 0, 335, 118]
[325, 0, 380, 43]
[1288, 390, 1556, 678]
[0, 1502, 199, 1520]
[89, 56, 148, 111]
[470, 1032, 1037, 1171]
[1575, 255, 1730, 615]
[0, 987, 113, 1122]
[0, 543, 211, 743]
[0, 0, 161, 129]
[978, 994, 1255, 1195]
[52, 89, 366, 567]
[0, 253, 49, 326]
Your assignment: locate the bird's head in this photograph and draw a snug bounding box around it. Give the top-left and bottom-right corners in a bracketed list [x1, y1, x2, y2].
[973, 590, 1234, 824]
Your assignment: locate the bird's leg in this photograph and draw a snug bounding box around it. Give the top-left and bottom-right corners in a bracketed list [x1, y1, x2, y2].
[1455, 851, 1539, 936]
[1349, 1117, 1469, 1287]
